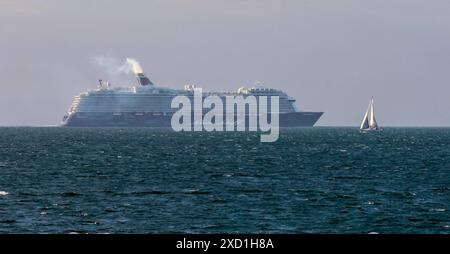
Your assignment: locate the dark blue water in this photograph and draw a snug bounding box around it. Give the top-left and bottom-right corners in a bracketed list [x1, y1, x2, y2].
[0, 127, 449, 233]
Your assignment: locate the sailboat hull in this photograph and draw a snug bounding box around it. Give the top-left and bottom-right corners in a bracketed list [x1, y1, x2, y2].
[360, 127, 383, 133]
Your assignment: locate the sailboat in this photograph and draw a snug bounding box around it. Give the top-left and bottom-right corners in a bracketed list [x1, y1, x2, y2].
[360, 97, 381, 132]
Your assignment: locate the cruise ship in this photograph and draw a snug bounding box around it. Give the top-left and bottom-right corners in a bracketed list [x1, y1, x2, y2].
[62, 72, 323, 127]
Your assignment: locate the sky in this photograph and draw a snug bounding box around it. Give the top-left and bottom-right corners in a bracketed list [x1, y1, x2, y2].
[1, 0, 449, 126]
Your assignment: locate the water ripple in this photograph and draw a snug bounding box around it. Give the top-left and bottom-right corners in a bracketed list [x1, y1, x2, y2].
[0, 127, 449, 233]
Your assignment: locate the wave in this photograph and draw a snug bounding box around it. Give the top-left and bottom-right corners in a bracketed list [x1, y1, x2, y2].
[131, 190, 170, 195]
[182, 189, 211, 195]
[230, 189, 265, 193]
[61, 192, 83, 197]
[0, 219, 15, 224]
[0, 191, 8, 196]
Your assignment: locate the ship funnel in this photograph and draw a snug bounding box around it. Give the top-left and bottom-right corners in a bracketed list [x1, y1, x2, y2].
[136, 73, 154, 86]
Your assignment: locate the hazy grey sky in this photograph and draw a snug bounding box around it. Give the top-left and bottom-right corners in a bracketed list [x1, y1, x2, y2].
[1, 0, 449, 126]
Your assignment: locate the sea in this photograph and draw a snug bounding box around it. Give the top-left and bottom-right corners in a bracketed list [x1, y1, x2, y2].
[0, 127, 449, 233]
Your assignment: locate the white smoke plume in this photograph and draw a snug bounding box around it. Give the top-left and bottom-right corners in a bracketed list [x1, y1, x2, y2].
[94, 56, 144, 75]
[92, 56, 145, 85]
[125, 58, 143, 74]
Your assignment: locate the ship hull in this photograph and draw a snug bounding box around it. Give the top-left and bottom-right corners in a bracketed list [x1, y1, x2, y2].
[62, 112, 323, 127]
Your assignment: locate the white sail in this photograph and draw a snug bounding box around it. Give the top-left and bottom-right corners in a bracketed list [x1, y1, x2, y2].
[360, 97, 380, 131]
[369, 97, 378, 129]
[360, 100, 371, 130]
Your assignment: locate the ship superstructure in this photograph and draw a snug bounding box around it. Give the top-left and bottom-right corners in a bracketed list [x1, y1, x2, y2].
[62, 72, 323, 127]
